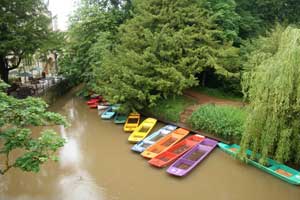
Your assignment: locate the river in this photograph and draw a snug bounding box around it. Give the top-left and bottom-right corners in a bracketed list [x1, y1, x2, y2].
[1, 92, 300, 200]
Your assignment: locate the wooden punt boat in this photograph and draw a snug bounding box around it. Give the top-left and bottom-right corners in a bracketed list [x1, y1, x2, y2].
[114, 113, 127, 124]
[167, 138, 218, 176]
[218, 143, 300, 185]
[128, 118, 157, 143]
[148, 134, 205, 168]
[89, 102, 98, 109]
[86, 96, 102, 105]
[100, 106, 116, 119]
[97, 102, 110, 110]
[123, 113, 141, 132]
[141, 128, 189, 159]
[131, 125, 177, 153]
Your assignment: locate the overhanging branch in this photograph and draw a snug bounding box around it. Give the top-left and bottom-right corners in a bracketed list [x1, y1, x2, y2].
[8, 53, 23, 71]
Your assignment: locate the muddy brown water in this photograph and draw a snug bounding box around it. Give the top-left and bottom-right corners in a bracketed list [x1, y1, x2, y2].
[1, 92, 300, 200]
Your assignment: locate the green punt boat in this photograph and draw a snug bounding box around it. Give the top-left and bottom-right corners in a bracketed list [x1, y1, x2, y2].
[218, 143, 300, 185]
[114, 113, 127, 124]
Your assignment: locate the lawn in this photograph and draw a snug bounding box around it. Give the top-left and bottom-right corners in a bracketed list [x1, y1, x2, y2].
[146, 95, 196, 122]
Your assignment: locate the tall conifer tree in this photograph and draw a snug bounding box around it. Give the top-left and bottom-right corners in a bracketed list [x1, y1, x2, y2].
[96, 0, 237, 109]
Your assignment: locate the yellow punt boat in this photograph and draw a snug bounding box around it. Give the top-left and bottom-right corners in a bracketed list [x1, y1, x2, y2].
[128, 118, 157, 143]
[123, 113, 141, 132]
[141, 128, 189, 159]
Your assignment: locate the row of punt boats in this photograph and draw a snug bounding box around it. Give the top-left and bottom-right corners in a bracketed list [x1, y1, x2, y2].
[86, 96, 218, 176]
[86, 96, 300, 184]
[130, 124, 218, 176]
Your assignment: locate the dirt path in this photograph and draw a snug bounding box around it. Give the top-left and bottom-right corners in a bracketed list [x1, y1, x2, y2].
[180, 89, 245, 123]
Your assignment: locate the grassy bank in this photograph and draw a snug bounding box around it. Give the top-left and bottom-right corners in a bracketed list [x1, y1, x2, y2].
[188, 104, 247, 142]
[146, 95, 196, 122]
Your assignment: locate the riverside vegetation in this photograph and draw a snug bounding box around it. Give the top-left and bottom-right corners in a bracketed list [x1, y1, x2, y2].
[58, 0, 300, 166]
[2, 0, 300, 175]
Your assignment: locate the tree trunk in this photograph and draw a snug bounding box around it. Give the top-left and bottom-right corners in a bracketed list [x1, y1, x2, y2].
[202, 71, 206, 87]
[0, 56, 9, 83]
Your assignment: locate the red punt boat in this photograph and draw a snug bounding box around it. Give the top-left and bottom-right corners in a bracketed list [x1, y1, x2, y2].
[86, 96, 102, 105]
[148, 134, 205, 168]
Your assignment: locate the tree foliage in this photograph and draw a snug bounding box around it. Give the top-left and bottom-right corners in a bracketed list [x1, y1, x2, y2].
[59, 0, 131, 89]
[93, 0, 239, 110]
[0, 80, 67, 174]
[200, 0, 241, 44]
[240, 26, 300, 165]
[236, 0, 300, 39]
[0, 0, 52, 82]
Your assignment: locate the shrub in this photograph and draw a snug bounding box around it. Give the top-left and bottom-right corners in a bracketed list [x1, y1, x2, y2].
[188, 104, 246, 142]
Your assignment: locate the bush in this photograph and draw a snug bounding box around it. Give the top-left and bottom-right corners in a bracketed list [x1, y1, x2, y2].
[188, 104, 246, 142]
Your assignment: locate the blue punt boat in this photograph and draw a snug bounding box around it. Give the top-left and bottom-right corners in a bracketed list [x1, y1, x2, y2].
[131, 125, 177, 153]
[100, 106, 116, 119]
[114, 113, 127, 124]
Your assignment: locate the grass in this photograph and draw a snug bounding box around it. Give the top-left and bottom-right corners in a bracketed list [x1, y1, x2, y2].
[188, 104, 247, 142]
[191, 86, 244, 101]
[147, 95, 196, 122]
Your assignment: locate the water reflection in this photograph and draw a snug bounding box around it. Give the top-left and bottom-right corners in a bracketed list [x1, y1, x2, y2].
[58, 170, 104, 200]
[59, 126, 82, 169]
[58, 109, 106, 200]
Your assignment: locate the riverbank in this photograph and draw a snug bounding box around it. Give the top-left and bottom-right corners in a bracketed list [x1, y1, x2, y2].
[39, 79, 74, 105]
[145, 88, 245, 143]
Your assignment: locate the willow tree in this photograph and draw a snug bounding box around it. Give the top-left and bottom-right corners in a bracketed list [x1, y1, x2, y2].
[240, 26, 300, 164]
[94, 0, 238, 110]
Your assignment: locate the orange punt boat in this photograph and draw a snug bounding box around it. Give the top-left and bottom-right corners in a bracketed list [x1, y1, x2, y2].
[141, 128, 189, 159]
[148, 134, 205, 168]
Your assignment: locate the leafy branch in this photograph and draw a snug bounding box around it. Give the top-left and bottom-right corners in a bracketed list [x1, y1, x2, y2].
[0, 80, 67, 175]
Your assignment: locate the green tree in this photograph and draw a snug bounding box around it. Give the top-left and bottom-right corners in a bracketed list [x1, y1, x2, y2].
[240, 26, 300, 165]
[94, 0, 238, 110]
[236, 0, 300, 39]
[200, 0, 241, 44]
[0, 80, 67, 174]
[59, 0, 132, 93]
[0, 0, 52, 83]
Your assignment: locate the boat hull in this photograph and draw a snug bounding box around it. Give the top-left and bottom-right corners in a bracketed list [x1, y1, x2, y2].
[148, 135, 205, 168]
[101, 106, 116, 119]
[114, 113, 127, 124]
[167, 138, 218, 176]
[124, 113, 140, 132]
[89, 103, 98, 109]
[86, 96, 102, 105]
[131, 125, 177, 153]
[218, 143, 300, 185]
[141, 128, 189, 159]
[128, 118, 157, 143]
[97, 103, 110, 110]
